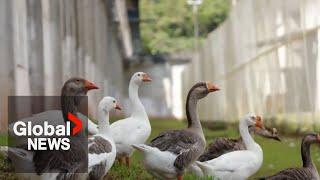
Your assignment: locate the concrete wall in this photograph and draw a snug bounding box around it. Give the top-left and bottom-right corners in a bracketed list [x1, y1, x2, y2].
[0, 0, 125, 132]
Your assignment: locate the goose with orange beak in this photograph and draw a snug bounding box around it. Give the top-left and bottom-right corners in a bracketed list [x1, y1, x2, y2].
[132, 82, 219, 180]
[109, 72, 152, 167]
[260, 133, 320, 180]
[195, 114, 265, 180]
[88, 97, 122, 179]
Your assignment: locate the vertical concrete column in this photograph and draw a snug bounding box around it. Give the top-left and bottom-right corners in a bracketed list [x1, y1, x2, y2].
[41, 0, 62, 96]
[27, 0, 44, 96]
[12, 0, 31, 96]
[0, 0, 14, 132]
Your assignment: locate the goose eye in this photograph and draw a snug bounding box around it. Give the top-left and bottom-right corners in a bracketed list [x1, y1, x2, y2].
[137, 74, 141, 77]
[113, 100, 116, 103]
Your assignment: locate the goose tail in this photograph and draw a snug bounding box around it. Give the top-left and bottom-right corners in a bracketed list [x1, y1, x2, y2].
[0, 146, 33, 161]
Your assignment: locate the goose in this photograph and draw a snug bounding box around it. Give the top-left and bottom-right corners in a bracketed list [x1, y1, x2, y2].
[110, 72, 152, 167]
[2, 78, 99, 180]
[132, 82, 220, 180]
[259, 133, 320, 180]
[33, 78, 98, 179]
[198, 126, 280, 162]
[195, 114, 265, 180]
[88, 96, 121, 180]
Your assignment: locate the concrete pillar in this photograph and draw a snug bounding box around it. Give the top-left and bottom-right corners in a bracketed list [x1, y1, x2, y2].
[0, 0, 14, 132]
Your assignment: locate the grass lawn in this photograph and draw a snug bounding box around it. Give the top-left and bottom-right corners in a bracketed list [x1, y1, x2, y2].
[0, 118, 319, 179]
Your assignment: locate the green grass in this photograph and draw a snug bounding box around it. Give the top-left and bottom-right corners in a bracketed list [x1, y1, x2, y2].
[1, 119, 320, 179]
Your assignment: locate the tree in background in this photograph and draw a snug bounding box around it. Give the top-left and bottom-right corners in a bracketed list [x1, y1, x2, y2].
[140, 0, 230, 54]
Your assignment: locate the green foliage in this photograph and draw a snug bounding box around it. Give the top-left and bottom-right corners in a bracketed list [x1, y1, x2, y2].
[140, 0, 230, 54]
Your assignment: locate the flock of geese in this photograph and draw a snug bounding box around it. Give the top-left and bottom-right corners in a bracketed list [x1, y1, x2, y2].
[2, 72, 320, 180]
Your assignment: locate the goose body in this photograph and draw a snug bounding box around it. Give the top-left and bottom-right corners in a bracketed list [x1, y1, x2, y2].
[133, 82, 219, 180]
[88, 97, 121, 179]
[198, 127, 280, 162]
[196, 114, 265, 180]
[132, 144, 177, 179]
[260, 133, 320, 180]
[110, 72, 152, 166]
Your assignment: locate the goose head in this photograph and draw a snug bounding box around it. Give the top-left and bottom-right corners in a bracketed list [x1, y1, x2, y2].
[249, 126, 281, 141]
[189, 81, 220, 100]
[131, 72, 152, 85]
[243, 113, 264, 129]
[98, 96, 122, 112]
[61, 77, 99, 96]
[303, 133, 320, 144]
[60, 77, 99, 125]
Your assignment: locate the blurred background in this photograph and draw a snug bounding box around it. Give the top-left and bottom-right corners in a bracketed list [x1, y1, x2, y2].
[0, 0, 320, 134]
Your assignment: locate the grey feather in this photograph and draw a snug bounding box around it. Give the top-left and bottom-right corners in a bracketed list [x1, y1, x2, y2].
[89, 136, 112, 154]
[89, 162, 107, 180]
[150, 129, 205, 173]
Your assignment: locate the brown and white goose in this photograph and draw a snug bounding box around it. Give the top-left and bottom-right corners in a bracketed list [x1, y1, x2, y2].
[259, 133, 320, 180]
[132, 82, 219, 180]
[198, 126, 281, 162]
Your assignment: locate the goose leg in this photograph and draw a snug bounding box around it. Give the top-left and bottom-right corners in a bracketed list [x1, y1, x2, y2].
[177, 175, 183, 180]
[125, 156, 130, 167]
[117, 157, 124, 165]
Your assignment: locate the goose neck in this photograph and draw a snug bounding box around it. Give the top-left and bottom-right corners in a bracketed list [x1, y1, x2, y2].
[61, 96, 77, 124]
[301, 138, 314, 168]
[186, 92, 205, 141]
[239, 120, 256, 150]
[98, 107, 110, 134]
[129, 80, 146, 117]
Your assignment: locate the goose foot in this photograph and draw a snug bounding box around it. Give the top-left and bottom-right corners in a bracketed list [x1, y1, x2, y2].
[177, 175, 183, 180]
[125, 157, 130, 167]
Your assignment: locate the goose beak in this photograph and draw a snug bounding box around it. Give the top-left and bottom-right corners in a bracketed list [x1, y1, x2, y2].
[255, 116, 264, 129]
[272, 128, 281, 141]
[84, 80, 99, 90]
[272, 136, 281, 142]
[317, 134, 320, 142]
[142, 73, 152, 82]
[115, 103, 122, 111]
[206, 82, 220, 92]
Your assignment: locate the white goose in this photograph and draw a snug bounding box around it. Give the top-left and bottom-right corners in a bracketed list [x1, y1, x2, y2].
[195, 114, 265, 180]
[88, 96, 121, 179]
[110, 72, 152, 166]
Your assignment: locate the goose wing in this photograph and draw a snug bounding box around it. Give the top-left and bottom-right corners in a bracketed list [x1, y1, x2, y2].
[205, 150, 258, 172]
[33, 139, 87, 175]
[150, 130, 205, 172]
[199, 137, 244, 161]
[88, 136, 112, 168]
[88, 136, 113, 180]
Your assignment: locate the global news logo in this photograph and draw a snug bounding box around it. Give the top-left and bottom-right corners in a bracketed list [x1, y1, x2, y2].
[12, 112, 82, 151]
